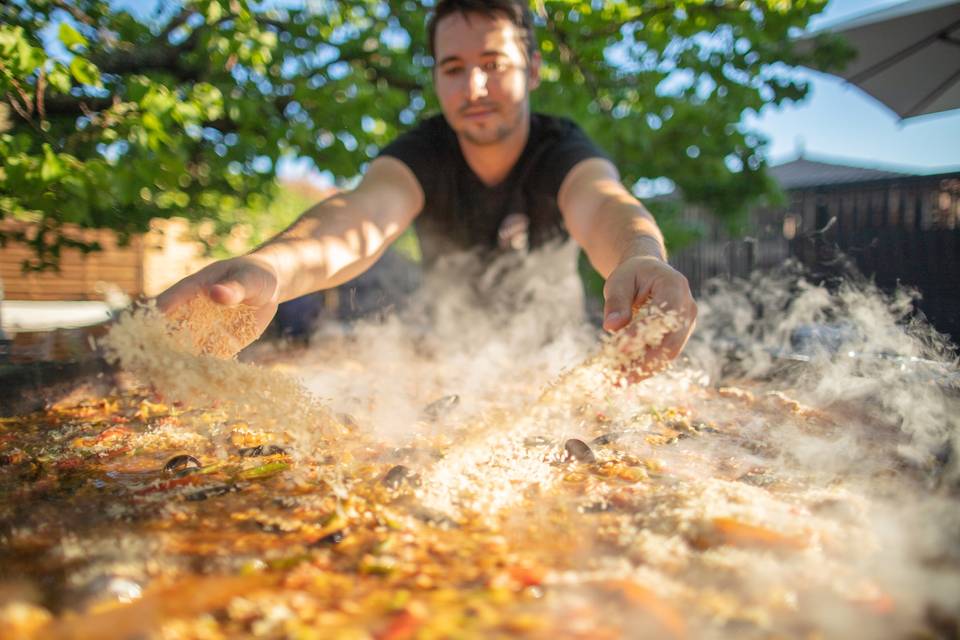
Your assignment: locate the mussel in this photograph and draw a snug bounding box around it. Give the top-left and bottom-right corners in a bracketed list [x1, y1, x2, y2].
[336, 413, 360, 430]
[71, 575, 143, 611]
[523, 436, 553, 448]
[590, 432, 626, 446]
[421, 395, 460, 421]
[409, 505, 459, 528]
[237, 444, 287, 457]
[388, 446, 444, 464]
[564, 439, 596, 463]
[273, 496, 302, 509]
[310, 530, 346, 547]
[185, 482, 239, 501]
[381, 465, 420, 489]
[737, 467, 775, 487]
[163, 454, 201, 475]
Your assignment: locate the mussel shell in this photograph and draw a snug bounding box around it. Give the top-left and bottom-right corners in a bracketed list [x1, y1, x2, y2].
[691, 421, 720, 434]
[71, 575, 143, 611]
[381, 465, 420, 489]
[737, 468, 775, 487]
[237, 444, 287, 457]
[185, 483, 239, 501]
[336, 413, 360, 429]
[273, 496, 302, 509]
[523, 436, 552, 448]
[409, 505, 459, 528]
[421, 395, 460, 421]
[163, 454, 201, 475]
[564, 439, 596, 463]
[388, 446, 444, 464]
[590, 432, 626, 446]
[310, 530, 346, 547]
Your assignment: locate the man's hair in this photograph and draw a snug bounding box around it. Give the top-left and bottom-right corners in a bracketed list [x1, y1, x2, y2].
[426, 0, 538, 60]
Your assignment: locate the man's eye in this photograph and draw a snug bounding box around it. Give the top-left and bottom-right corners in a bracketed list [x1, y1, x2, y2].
[442, 67, 464, 76]
[483, 61, 507, 72]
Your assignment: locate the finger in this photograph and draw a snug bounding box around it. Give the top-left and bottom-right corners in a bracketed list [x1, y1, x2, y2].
[216, 268, 278, 308]
[603, 269, 648, 332]
[156, 278, 201, 313]
[645, 287, 697, 361]
[209, 279, 247, 306]
[647, 275, 688, 315]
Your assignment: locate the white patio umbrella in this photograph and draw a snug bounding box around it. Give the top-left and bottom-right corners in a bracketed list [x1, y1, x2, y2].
[804, 0, 960, 119]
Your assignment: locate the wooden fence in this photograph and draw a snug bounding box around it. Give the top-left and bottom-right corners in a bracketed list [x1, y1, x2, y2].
[0, 218, 213, 301]
[669, 171, 960, 342]
[1, 220, 144, 301]
[668, 202, 791, 294]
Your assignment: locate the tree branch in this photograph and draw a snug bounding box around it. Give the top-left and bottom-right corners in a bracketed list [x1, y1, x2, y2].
[39, 94, 114, 117]
[36, 66, 46, 124]
[91, 45, 203, 81]
[361, 62, 422, 93]
[90, 12, 287, 82]
[541, 11, 608, 112]
[50, 0, 95, 27]
[159, 7, 198, 42]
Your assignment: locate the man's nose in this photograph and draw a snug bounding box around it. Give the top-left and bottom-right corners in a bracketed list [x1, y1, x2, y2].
[467, 66, 489, 100]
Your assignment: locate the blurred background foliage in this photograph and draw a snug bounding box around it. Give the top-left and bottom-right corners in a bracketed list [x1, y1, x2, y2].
[0, 0, 848, 270]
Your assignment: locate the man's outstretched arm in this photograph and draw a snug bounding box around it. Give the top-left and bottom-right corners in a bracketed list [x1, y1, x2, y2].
[558, 157, 697, 365]
[157, 156, 424, 343]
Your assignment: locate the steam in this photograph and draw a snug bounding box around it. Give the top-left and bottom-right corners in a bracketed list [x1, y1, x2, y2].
[293, 241, 598, 436]
[282, 243, 959, 636]
[94, 240, 959, 637]
[684, 263, 959, 480]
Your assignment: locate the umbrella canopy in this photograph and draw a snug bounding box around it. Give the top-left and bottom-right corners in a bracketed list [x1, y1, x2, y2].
[807, 0, 960, 119]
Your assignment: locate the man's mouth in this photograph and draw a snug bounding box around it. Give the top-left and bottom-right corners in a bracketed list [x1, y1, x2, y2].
[461, 105, 497, 118]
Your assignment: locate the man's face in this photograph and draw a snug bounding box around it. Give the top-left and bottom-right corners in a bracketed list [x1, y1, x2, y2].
[433, 12, 541, 146]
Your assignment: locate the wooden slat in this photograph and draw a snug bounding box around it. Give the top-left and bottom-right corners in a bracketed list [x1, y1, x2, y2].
[3, 220, 145, 300]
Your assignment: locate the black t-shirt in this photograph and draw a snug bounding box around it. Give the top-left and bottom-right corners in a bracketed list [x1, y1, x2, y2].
[379, 112, 608, 265]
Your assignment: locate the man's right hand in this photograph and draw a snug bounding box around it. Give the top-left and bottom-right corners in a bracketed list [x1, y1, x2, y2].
[155, 255, 281, 347]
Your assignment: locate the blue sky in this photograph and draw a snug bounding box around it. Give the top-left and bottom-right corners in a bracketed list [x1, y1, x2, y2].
[749, 0, 960, 173]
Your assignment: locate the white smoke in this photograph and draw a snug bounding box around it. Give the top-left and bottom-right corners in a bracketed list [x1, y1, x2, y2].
[280, 246, 960, 637]
[291, 241, 598, 439]
[685, 262, 959, 481]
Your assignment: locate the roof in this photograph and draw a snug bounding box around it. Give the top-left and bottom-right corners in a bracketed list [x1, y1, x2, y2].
[807, 0, 960, 35]
[768, 156, 917, 190]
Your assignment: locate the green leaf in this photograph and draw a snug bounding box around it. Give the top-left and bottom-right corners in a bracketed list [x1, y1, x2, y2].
[58, 22, 88, 51]
[69, 57, 101, 87]
[16, 35, 45, 74]
[142, 111, 163, 132]
[0, 25, 25, 58]
[47, 63, 72, 93]
[40, 144, 63, 182]
[206, 1, 223, 23]
[191, 83, 224, 119]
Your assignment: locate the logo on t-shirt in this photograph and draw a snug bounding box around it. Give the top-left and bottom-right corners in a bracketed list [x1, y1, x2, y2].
[497, 213, 530, 251]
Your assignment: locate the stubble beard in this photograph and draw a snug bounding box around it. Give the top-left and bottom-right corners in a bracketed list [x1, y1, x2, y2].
[457, 101, 528, 146]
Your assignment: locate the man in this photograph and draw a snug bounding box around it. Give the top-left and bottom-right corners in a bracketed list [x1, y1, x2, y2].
[159, 0, 697, 371]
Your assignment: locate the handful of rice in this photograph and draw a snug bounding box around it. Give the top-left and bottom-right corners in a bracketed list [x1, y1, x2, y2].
[598, 303, 682, 378]
[167, 296, 260, 359]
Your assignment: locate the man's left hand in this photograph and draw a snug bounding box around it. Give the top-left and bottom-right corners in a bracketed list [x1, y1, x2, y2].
[601, 255, 697, 371]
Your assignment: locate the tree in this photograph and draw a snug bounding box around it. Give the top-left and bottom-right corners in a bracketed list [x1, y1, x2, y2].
[0, 0, 848, 270]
